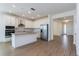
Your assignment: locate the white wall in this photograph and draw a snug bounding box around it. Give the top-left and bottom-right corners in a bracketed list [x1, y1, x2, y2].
[33, 17, 48, 28]
[66, 21, 73, 35]
[53, 21, 73, 36]
[0, 13, 5, 42]
[53, 21, 62, 35]
[76, 3, 79, 56]
[48, 15, 53, 41]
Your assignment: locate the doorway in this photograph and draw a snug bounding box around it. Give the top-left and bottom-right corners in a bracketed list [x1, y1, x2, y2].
[53, 16, 76, 55]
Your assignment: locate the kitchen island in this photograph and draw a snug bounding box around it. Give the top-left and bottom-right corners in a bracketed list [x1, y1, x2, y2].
[11, 32, 38, 48]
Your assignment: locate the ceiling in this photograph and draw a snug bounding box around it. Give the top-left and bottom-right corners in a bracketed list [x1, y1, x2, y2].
[0, 3, 76, 21]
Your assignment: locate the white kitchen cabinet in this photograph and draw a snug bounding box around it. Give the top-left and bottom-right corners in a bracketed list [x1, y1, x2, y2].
[4, 15, 33, 28]
[5, 15, 16, 26]
[11, 33, 37, 48]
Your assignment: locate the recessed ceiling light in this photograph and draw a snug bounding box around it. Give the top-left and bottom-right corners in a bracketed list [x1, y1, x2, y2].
[12, 4, 16, 8]
[64, 17, 66, 19]
[37, 14, 40, 17]
[28, 11, 31, 14]
[9, 10, 12, 13]
[22, 14, 25, 17]
[31, 17, 34, 19]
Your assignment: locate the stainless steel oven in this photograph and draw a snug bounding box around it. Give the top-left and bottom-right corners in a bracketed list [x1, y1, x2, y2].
[5, 26, 15, 37]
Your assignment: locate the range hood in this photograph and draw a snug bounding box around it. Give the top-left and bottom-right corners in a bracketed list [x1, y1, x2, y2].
[18, 23, 25, 27]
[18, 20, 25, 27]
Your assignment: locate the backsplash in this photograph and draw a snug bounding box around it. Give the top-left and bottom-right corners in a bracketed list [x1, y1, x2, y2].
[15, 28, 33, 32]
[15, 28, 40, 33]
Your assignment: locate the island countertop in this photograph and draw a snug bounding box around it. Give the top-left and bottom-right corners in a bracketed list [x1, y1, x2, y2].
[11, 31, 38, 48]
[12, 32, 37, 35]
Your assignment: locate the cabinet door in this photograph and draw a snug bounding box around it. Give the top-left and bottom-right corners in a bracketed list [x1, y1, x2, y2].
[5, 16, 16, 26]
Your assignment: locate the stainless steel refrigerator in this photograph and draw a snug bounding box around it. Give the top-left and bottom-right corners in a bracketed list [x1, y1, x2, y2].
[40, 24, 48, 40]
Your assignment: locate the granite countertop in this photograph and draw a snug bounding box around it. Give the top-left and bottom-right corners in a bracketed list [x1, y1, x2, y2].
[12, 31, 37, 35]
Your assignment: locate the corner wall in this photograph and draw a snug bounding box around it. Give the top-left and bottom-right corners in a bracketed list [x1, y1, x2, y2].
[53, 21, 62, 36]
[0, 13, 5, 42]
[75, 3, 79, 56]
[33, 17, 48, 28]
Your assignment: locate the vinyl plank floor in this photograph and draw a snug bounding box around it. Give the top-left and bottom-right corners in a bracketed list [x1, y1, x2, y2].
[0, 36, 76, 56]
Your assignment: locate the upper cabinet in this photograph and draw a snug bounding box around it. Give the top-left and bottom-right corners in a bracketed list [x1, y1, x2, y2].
[4, 15, 33, 28]
[24, 20, 33, 28]
[4, 15, 16, 26]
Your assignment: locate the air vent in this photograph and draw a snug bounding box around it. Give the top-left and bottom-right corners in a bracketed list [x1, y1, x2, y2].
[31, 8, 36, 11]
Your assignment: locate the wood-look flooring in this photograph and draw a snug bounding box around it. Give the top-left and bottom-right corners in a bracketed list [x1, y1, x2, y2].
[0, 35, 76, 56]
